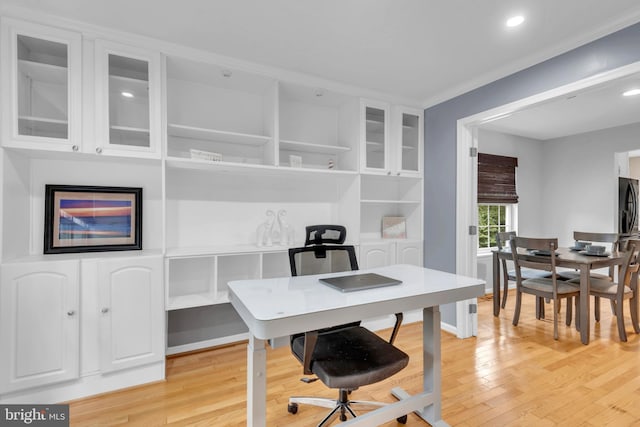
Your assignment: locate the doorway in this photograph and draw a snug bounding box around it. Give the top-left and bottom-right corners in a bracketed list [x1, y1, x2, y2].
[455, 61, 640, 292]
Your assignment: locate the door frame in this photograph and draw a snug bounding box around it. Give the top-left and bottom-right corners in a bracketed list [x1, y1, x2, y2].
[455, 61, 640, 312]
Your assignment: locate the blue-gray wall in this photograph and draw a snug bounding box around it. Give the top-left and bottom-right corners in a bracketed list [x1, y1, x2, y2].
[425, 22, 640, 326]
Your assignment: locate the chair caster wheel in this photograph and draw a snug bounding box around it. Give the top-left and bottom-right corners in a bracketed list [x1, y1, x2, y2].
[340, 413, 347, 421]
[287, 403, 298, 414]
[397, 414, 408, 424]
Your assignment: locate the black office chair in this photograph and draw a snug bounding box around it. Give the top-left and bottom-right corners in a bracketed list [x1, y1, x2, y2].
[286, 225, 409, 426]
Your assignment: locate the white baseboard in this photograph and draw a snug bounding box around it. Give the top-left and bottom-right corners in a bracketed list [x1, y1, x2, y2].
[166, 332, 250, 355]
[0, 362, 165, 404]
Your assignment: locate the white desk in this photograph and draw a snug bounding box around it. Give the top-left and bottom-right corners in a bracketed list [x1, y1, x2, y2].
[228, 264, 485, 426]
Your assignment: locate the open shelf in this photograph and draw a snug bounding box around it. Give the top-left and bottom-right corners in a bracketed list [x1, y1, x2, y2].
[280, 139, 351, 155]
[168, 124, 271, 146]
[167, 292, 225, 311]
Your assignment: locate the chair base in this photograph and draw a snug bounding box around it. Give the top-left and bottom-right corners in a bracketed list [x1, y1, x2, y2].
[288, 389, 407, 426]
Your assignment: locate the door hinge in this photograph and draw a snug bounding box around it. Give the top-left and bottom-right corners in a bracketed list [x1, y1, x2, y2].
[469, 303, 477, 314]
[469, 147, 478, 157]
[468, 225, 477, 235]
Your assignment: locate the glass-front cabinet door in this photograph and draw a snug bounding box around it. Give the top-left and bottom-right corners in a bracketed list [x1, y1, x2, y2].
[94, 40, 161, 159]
[395, 106, 423, 177]
[1, 18, 82, 151]
[360, 99, 390, 174]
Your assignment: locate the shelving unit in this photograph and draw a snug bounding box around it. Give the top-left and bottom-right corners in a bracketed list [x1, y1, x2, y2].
[93, 40, 161, 158]
[165, 57, 276, 166]
[0, 16, 425, 390]
[278, 82, 358, 171]
[1, 21, 82, 149]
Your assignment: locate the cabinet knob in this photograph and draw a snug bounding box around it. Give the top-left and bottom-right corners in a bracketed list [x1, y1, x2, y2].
[396, 172, 401, 176]
[96, 147, 103, 154]
[387, 171, 391, 176]
[67, 310, 75, 316]
[72, 145, 79, 152]
[101, 307, 110, 313]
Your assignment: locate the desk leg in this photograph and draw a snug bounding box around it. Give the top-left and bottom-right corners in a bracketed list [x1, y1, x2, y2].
[422, 306, 443, 423]
[391, 306, 448, 426]
[579, 266, 591, 345]
[493, 251, 500, 316]
[247, 335, 267, 427]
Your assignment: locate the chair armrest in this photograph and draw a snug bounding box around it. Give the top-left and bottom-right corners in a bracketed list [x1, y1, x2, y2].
[302, 330, 319, 375]
[389, 313, 403, 344]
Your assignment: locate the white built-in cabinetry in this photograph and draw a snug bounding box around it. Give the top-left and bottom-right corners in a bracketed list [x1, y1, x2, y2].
[94, 39, 162, 158]
[0, 255, 163, 395]
[0, 260, 79, 393]
[1, 18, 82, 151]
[0, 15, 423, 402]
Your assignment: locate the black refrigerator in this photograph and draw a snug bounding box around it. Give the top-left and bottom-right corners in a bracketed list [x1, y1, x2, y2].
[619, 177, 639, 235]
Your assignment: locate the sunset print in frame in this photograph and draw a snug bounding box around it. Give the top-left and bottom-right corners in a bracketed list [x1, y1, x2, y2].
[44, 185, 142, 254]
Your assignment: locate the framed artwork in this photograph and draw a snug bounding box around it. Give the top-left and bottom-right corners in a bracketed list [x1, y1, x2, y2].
[44, 184, 142, 254]
[382, 216, 406, 239]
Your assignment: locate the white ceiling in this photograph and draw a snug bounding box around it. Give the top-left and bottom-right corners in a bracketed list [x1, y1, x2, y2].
[480, 71, 640, 140]
[3, 0, 640, 106]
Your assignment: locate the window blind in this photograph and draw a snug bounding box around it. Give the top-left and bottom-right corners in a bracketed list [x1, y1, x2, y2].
[477, 153, 518, 204]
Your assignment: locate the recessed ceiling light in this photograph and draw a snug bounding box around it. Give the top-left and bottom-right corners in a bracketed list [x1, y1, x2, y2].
[121, 91, 134, 98]
[506, 15, 525, 28]
[623, 88, 640, 97]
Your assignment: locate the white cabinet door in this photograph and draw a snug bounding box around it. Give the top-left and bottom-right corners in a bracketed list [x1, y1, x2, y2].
[97, 256, 164, 372]
[94, 40, 161, 159]
[359, 243, 395, 269]
[393, 106, 423, 177]
[360, 99, 390, 174]
[1, 18, 82, 152]
[0, 260, 79, 393]
[396, 240, 423, 266]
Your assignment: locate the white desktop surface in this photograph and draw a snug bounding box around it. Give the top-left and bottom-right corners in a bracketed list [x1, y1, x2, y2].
[228, 264, 485, 427]
[229, 264, 485, 340]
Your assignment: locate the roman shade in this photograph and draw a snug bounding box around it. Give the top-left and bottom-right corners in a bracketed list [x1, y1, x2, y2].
[478, 153, 518, 204]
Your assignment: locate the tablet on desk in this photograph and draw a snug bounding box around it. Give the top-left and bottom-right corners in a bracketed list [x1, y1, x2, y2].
[319, 273, 402, 292]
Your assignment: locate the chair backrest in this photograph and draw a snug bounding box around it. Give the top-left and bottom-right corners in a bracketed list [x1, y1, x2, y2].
[496, 231, 516, 251]
[510, 236, 560, 285]
[619, 239, 640, 289]
[289, 244, 358, 277]
[575, 231, 620, 278]
[304, 225, 347, 246]
[573, 231, 619, 251]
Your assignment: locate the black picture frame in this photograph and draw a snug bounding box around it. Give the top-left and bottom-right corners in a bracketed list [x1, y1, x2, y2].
[44, 184, 142, 254]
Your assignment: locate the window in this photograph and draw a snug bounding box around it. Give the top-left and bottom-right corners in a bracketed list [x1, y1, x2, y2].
[477, 152, 518, 250]
[478, 204, 514, 250]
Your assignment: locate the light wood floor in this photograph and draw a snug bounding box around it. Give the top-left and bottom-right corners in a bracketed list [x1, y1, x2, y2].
[68, 291, 640, 426]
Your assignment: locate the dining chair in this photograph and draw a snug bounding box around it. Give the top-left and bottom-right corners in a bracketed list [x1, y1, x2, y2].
[569, 239, 640, 341]
[510, 236, 581, 340]
[496, 231, 552, 309]
[558, 231, 619, 321]
[286, 225, 409, 425]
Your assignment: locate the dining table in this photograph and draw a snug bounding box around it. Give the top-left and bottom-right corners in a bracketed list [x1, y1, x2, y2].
[492, 246, 626, 344]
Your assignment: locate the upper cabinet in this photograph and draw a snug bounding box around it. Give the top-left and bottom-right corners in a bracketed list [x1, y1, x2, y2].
[360, 99, 390, 174]
[360, 100, 423, 177]
[94, 40, 161, 159]
[1, 18, 82, 151]
[393, 106, 423, 177]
